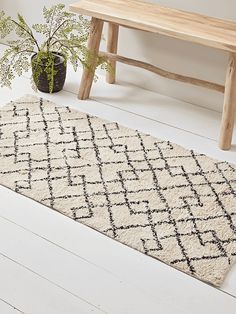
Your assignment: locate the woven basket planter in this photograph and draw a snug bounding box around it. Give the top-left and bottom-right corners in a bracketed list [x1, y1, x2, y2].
[31, 52, 67, 93]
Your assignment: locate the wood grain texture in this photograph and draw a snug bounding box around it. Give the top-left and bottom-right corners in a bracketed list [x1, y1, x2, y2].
[219, 54, 236, 150]
[106, 23, 119, 84]
[70, 0, 236, 52]
[78, 17, 103, 100]
[100, 51, 225, 93]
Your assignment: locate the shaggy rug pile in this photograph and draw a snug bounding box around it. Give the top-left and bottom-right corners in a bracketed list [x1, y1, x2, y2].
[0, 95, 236, 286]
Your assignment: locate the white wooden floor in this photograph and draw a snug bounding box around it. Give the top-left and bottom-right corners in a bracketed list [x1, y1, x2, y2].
[0, 65, 236, 314]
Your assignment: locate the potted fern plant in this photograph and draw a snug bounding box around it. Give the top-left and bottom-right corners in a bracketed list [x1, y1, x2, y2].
[0, 4, 91, 93]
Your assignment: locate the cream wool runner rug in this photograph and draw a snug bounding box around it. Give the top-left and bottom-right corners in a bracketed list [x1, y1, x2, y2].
[0, 95, 236, 286]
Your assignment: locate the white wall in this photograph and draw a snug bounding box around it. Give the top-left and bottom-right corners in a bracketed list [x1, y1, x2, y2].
[1, 0, 236, 111]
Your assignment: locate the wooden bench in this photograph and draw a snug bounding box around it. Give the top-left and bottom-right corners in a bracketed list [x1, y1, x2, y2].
[70, 0, 236, 150]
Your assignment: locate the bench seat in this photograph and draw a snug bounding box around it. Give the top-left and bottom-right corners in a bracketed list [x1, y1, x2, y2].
[70, 0, 236, 52]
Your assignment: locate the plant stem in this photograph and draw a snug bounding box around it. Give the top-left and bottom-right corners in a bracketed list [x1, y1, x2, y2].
[57, 42, 84, 64]
[0, 41, 36, 54]
[46, 6, 57, 52]
[0, 41, 13, 48]
[49, 19, 70, 43]
[11, 19, 40, 51]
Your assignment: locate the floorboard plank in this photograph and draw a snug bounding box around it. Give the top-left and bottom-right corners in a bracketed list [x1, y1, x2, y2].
[0, 254, 103, 314]
[0, 216, 165, 314]
[0, 298, 24, 314]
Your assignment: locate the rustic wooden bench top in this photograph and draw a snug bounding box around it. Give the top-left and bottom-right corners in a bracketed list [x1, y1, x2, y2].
[70, 0, 236, 52]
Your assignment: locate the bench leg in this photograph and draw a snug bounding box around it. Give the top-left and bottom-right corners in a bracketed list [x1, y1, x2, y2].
[106, 23, 119, 84]
[78, 18, 104, 100]
[219, 53, 236, 150]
